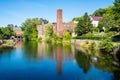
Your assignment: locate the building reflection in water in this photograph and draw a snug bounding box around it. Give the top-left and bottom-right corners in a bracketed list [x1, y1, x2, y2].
[37, 42, 46, 59]
[55, 45, 63, 75]
[37, 43, 75, 75]
[16, 41, 22, 48]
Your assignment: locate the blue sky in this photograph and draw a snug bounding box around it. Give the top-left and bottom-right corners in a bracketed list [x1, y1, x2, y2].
[0, 0, 114, 26]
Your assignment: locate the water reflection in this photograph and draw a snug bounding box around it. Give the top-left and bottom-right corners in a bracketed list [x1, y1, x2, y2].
[0, 47, 14, 59]
[23, 41, 38, 60]
[0, 41, 119, 80]
[113, 47, 120, 80]
[22, 42, 120, 79]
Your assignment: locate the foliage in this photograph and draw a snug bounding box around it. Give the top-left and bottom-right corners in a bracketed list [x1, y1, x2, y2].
[92, 8, 106, 16]
[100, 40, 114, 53]
[45, 24, 53, 38]
[0, 26, 15, 39]
[75, 12, 93, 36]
[63, 31, 72, 41]
[52, 33, 62, 43]
[22, 18, 48, 41]
[75, 50, 91, 73]
[98, 14, 116, 32]
[72, 17, 81, 22]
[90, 42, 96, 49]
[73, 32, 106, 40]
[96, 53, 117, 72]
[113, 0, 120, 31]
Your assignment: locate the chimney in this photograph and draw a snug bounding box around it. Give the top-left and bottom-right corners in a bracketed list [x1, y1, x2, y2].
[57, 9, 63, 37]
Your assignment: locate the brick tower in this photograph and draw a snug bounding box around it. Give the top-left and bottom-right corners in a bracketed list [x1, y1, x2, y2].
[57, 9, 63, 37]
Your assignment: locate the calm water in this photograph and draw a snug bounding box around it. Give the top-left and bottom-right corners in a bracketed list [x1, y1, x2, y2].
[0, 41, 119, 80]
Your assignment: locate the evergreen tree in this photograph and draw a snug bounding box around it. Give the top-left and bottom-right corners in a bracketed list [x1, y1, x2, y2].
[75, 12, 93, 36]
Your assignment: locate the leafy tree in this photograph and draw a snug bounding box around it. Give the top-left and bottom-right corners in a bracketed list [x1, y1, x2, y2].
[7, 24, 14, 28]
[0, 28, 3, 39]
[0, 27, 15, 39]
[92, 8, 106, 16]
[63, 31, 72, 40]
[41, 18, 49, 24]
[45, 24, 53, 38]
[113, 0, 120, 31]
[75, 12, 93, 36]
[106, 6, 114, 17]
[98, 14, 116, 32]
[72, 17, 81, 22]
[100, 39, 114, 53]
[22, 18, 48, 41]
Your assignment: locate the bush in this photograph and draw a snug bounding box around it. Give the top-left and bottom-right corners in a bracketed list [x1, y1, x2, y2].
[73, 32, 111, 40]
[105, 32, 116, 38]
[90, 42, 96, 49]
[63, 31, 72, 41]
[52, 33, 62, 43]
[73, 36, 106, 40]
[100, 40, 114, 53]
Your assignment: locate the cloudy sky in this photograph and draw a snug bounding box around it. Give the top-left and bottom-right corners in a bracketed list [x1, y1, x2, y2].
[0, 0, 114, 26]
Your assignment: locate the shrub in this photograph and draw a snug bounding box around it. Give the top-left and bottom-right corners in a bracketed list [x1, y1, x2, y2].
[106, 32, 116, 38]
[63, 31, 72, 41]
[100, 40, 114, 53]
[90, 42, 96, 49]
[52, 33, 62, 43]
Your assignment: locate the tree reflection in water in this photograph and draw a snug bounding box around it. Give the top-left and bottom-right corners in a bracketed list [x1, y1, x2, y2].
[75, 49, 91, 73]
[75, 48, 120, 80]
[23, 41, 38, 60]
[22, 41, 120, 79]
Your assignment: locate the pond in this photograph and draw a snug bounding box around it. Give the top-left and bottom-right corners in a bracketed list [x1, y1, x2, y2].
[0, 41, 119, 80]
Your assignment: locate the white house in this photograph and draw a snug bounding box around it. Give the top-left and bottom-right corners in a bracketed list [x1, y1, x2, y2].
[90, 16, 101, 27]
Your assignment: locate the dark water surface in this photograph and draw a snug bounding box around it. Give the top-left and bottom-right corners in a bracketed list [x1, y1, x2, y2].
[0, 41, 119, 80]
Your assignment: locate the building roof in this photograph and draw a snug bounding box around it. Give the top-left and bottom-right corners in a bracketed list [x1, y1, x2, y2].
[91, 16, 101, 21]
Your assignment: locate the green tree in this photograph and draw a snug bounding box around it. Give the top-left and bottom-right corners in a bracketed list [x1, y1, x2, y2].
[22, 18, 48, 41]
[63, 31, 72, 41]
[92, 8, 106, 16]
[75, 12, 93, 36]
[72, 17, 81, 22]
[113, 0, 120, 31]
[0, 27, 15, 39]
[45, 24, 53, 38]
[98, 14, 116, 32]
[0, 28, 3, 39]
[106, 6, 114, 17]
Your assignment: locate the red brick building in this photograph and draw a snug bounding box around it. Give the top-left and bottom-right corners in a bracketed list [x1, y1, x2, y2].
[37, 9, 77, 38]
[13, 27, 22, 38]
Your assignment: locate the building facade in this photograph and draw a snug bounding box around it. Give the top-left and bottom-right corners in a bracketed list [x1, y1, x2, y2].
[13, 27, 22, 38]
[37, 9, 77, 38]
[37, 9, 101, 38]
[90, 16, 101, 27]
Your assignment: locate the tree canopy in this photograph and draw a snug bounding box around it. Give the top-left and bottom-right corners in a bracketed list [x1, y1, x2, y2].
[45, 24, 53, 38]
[75, 12, 93, 36]
[22, 18, 48, 41]
[0, 26, 15, 39]
[92, 8, 106, 16]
